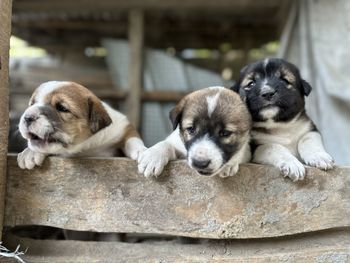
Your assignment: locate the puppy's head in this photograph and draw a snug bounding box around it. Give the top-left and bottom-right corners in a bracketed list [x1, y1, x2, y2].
[19, 81, 112, 154]
[170, 86, 251, 176]
[232, 58, 312, 122]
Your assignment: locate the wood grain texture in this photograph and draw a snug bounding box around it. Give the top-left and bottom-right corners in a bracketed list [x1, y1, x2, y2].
[3, 229, 350, 262]
[0, 0, 12, 239]
[4, 156, 350, 239]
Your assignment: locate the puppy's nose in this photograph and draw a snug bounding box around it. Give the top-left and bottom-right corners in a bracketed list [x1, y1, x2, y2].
[261, 90, 276, 100]
[24, 115, 37, 125]
[192, 159, 211, 169]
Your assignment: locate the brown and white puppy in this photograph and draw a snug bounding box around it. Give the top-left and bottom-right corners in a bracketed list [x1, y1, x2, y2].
[232, 58, 334, 181]
[138, 86, 251, 178]
[18, 81, 146, 169]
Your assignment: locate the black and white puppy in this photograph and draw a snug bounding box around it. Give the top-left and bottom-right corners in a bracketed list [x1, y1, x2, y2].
[138, 86, 251, 178]
[232, 58, 334, 181]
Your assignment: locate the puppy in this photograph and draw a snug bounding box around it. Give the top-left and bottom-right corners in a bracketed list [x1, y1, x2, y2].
[232, 58, 334, 181]
[138, 86, 251, 178]
[18, 81, 146, 169]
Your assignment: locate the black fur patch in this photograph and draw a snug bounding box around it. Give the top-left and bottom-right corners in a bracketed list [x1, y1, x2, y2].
[181, 114, 238, 163]
[231, 58, 312, 123]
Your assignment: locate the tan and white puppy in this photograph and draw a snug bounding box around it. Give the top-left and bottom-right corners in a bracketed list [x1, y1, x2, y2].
[138, 86, 251, 178]
[18, 81, 146, 169]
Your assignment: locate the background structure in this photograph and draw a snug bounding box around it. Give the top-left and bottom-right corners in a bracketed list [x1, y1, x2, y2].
[9, 0, 288, 148]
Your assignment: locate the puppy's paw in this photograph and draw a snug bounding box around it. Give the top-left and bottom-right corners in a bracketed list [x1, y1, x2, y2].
[279, 159, 305, 181]
[124, 138, 147, 161]
[219, 163, 239, 178]
[129, 145, 147, 161]
[137, 142, 175, 178]
[302, 151, 334, 171]
[17, 148, 46, 170]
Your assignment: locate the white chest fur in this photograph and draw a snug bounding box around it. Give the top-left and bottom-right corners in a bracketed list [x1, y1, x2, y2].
[252, 115, 313, 156]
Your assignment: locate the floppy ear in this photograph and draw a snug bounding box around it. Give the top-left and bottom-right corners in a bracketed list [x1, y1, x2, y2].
[231, 82, 240, 93]
[301, 79, 312, 96]
[88, 97, 112, 134]
[231, 82, 247, 102]
[169, 98, 186, 130]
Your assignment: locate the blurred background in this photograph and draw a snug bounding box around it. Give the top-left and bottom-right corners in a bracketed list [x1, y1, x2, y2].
[8, 0, 350, 165]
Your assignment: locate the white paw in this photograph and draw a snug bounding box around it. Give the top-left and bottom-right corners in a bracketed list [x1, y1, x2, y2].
[129, 145, 147, 161]
[302, 151, 334, 170]
[17, 148, 46, 170]
[137, 142, 175, 178]
[278, 158, 305, 181]
[218, 163, 239, 178]
[124, 138, 147, 161]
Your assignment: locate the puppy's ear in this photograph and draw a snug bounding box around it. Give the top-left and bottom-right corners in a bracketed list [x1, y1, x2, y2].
[301, 79, 312, 96]
[169, 98, 186, 130]
[231, 82, 247, 102]
[231, 82, 240, 93]
[88, 97, 112, 134]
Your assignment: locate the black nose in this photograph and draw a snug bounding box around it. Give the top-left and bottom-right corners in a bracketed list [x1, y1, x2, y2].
[261, 90, 276, 100]
[24, 115, 37, 125]
[192, 159, 211, 169]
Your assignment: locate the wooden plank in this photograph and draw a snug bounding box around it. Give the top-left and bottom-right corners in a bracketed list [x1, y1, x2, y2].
[2, 229, 350, 262]
[4, 156, 350, 239]
[125, 9, 144, 128]
[0, 0, 12, 240]
[12, 0, 285, 12]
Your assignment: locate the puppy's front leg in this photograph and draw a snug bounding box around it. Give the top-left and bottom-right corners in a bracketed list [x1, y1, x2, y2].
[17, 147, 46, 170]
[253, 143, 305, 181]
[138, 127, 186, 178]
[123, 137, 147, 161]
[298, 131, 334, 170]
[219, 143, 251, 178]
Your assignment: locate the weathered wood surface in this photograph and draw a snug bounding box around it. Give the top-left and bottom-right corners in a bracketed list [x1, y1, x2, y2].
[5, 156, 350, 239]
[0, 0, 12, 239]
[3, 229, 350, 263]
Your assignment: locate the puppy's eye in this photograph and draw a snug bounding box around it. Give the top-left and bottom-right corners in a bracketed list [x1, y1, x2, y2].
[219, 130, 233, 137]
[186, 126, 196, 135]
[56, 103, 70, 113]
[245, 80, 255, 89]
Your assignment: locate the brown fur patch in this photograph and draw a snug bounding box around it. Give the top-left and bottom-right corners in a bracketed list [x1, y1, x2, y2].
[40, 82, 112, 145]
[281, 67, 296, 85]
[120, 124, 141, 147]
[171, 87, 251, 152]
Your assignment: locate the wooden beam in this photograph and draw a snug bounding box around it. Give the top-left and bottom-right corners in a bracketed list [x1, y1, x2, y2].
[0, 0, 12, 240]
[126, 9, 144, 128]
[4, 156, 350, 239]
[12, 0, 285, 13]
[3, 229, 350, 262]
[12, 20, 278, 50]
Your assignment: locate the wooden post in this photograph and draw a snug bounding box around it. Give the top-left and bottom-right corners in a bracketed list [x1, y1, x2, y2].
[0, 0, 12, 239]
[126, 9, 144, 129]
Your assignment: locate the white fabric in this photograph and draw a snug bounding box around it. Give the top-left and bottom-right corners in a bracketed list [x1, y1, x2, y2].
[279, 0, 350, 165]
